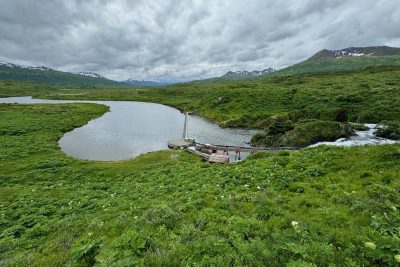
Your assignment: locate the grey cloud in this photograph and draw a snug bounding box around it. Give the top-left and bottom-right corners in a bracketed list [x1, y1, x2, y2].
[0, 0, 399, 82]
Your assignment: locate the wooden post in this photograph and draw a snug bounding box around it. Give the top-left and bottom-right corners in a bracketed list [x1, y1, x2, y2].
[182, 112, 188, 139]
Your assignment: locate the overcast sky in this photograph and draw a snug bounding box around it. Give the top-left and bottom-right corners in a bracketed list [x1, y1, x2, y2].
[0, 0, 399, 82]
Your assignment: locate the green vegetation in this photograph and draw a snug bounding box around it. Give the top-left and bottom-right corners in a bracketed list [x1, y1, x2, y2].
[376, 121, 400, 140]
[1, 103, 399, 266]
[251, 119, 354, 147]
[0, 65, 130, 88]
[351, 123, 370, 131]
[1, 60, 400, 265]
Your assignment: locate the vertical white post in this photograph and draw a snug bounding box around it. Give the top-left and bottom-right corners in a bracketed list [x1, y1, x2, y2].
[182, 112, 188, 139]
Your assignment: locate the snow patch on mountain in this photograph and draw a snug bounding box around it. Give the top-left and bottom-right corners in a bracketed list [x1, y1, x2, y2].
[0, 61, 52, 71]
[223, 67, 276, 77]
[75, 72, 105, 79]
[333, 48, 374, 58]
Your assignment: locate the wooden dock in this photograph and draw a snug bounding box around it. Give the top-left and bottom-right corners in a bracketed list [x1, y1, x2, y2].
[194, 142, 300, 153]
[167, 111, 299, 163]
[186, 141, 300, 163]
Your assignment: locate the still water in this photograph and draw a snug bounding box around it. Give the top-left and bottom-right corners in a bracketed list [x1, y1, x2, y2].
[0, 97, 257, 161]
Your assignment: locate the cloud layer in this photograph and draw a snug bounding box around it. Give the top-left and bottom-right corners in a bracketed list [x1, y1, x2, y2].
[0, 0, 399, 82]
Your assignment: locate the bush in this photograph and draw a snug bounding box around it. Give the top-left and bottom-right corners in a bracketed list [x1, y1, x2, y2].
[351, 123, 370, 131]
[375, 121, 400, 140]
[265, 114, 294, 135]
[143, 205, 181, 230]
[251, 120, 354, 147]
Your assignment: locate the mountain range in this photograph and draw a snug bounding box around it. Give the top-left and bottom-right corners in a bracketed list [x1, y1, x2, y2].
[1, 46, 400, 87]
[0, 62, 127, 88]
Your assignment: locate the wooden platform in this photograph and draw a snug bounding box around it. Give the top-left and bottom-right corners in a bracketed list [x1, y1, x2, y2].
[194, 142, 300, 152]
[168, 139, 194, 149]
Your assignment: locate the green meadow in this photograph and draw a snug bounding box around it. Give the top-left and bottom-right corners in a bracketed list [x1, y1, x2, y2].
[0, 103, 399, 266]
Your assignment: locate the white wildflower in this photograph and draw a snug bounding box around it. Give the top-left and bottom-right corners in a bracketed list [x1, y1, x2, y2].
[364, 242, 376, 250]
[244, 184, 249, 187]
[291, 221, 299, 227]
[395, 255, 400, 263]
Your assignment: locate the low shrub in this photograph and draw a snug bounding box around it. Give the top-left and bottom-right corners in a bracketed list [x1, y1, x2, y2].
[252, 120, 354, 147]
[375, 121, 400, 140]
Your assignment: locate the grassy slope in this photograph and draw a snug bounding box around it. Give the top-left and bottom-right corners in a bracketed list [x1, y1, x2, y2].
[0, 66, 130, 88]
[1, 103, 400, 266]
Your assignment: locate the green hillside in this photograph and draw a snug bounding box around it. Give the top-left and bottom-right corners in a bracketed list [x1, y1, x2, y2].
[273, 46, 400, 76]
[0, 64, 129, 88]
[274, 54, 400, 76]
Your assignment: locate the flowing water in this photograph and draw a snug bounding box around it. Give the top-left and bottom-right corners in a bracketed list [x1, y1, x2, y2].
[310, 124, 398, 147]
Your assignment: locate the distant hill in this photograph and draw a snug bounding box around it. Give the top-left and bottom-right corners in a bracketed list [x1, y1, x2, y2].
[0, 62, 129, 88]
[274, 46, 400, 76]
[309, 46, 400, 60]
[122, 78, 171, 87]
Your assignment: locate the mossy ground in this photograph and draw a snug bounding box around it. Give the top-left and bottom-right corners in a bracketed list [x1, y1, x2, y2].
[1, 103, 399, 266]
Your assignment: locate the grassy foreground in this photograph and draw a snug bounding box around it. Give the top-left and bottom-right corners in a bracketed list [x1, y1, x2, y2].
[1, 103, 399, 266]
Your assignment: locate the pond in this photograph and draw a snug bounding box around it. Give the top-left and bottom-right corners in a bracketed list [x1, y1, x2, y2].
[0, 97, 258, 161]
